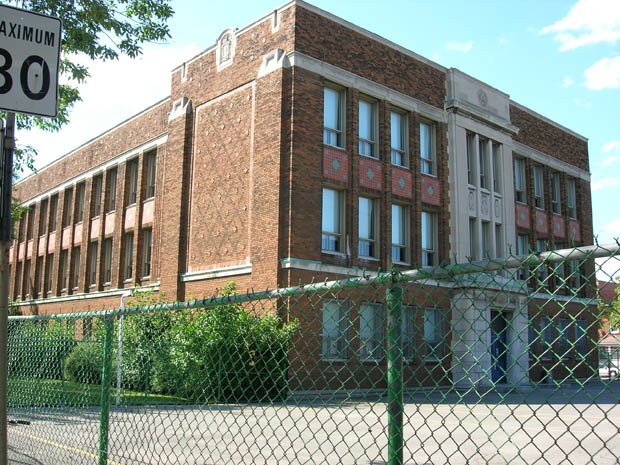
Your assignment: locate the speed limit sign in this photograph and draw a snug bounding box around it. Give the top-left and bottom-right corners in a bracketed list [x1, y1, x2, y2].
[0, 4, 61, 117]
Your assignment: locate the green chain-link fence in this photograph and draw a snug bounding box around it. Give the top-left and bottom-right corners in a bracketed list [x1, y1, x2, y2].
[6, 243, 620, 465]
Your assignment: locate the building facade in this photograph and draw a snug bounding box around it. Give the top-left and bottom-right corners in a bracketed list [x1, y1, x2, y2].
[10, 1, 595, 388]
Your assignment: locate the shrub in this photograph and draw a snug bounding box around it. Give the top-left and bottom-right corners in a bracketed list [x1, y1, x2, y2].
[64, 342, 105, 384]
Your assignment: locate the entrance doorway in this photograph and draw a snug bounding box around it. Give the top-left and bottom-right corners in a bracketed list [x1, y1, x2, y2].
[490, 310, 509, 384]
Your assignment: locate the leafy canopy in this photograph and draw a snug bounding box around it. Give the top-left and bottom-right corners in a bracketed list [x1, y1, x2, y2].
[0, 0, 174, 173]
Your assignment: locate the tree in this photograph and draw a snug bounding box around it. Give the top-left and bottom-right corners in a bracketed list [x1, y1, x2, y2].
[1, 0, 174, 174]
[599, 279, 620, 332]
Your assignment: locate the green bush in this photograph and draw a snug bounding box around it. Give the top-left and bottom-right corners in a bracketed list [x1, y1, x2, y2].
[64, 342, 105, 384]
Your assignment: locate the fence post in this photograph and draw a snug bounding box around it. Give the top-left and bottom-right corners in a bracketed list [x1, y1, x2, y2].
[98, 315, 114, 465]
[386, 272, 403, 465]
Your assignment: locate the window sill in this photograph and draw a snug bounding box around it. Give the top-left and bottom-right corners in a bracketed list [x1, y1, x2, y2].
[392, 260, 410, 266]
[323, 143, 346, 151]
[421, 172, 437, 179]
[359, 357, 384, 363]
[358, 153, 380, 161]
[358, 256, 379, 262]
[322, 250, 346, 257]
[424, 357, 442, 364]
[535, 207, 545, 212]
[123, 278, 133, 284]
[391, 163, 409, 170]
[568, 216, 578, 221]
[516, 200, 528, 206]
[321, 358, 347, 363]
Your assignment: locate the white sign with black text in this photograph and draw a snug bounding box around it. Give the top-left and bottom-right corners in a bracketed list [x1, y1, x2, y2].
[0, 4, 61, 117]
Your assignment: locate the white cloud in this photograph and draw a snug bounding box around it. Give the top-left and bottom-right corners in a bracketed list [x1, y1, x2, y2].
[597, 256, 620, 281]
[17, 43, 201, 172]
[592, 176, 619, 190]
[606, 218, 620, 234]
[573, 97, 591, 107]
[602, 155, 620, 166]
[540, 0, 620, 51]
[562, 76, 574, 87]
[603, 140, 620, 153]
[445, 41, 473, 53]
[584, 56, 620, 90]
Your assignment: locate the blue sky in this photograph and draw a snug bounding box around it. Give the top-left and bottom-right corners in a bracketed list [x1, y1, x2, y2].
[18, 0, 620, 247]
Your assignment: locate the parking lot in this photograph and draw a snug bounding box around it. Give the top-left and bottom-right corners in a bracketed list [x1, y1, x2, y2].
[8, 381, 620, 465]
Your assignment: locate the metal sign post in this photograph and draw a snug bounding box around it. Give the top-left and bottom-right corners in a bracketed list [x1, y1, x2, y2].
[0, 5, 62, 465]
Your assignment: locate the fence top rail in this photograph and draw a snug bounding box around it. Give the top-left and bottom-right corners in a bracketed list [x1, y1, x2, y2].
[9, 242, 620, 322]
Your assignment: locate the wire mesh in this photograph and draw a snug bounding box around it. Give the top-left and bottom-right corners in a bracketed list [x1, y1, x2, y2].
[6, 243, 620, 465]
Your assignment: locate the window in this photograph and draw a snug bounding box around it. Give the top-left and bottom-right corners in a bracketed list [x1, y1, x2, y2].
[492, 143, 502, 193]
[359, 303, 384, 361]
[575, 319, 587, 357]
[127, 158, 139, 205]
[391, 204, 408, 263]
[322, 188, 343, 253]
[13, 262, 22, 299]
[26, 206, 34, 240]
[424, 308, 444, 360]
[567, 178, 577, 219]
[495, 224, 504, 258]
[421, 211, 436, 266]
[358, 197, 377, 258]
[540, 316, 554, 360]
[124, 232, 134, 280]
[23, 259, 31, 297]
[75, 183, 85, 223]
[420, 121, 435, 175]
[533, 166, 544, 209]
[34, 257, 43, 298]
[481, 221, 491, 259]
[105, 169, 117, 213]
[145, 151, 157, 199]
[103, 238, 113, 284]
[402, 306, 416, 361]
[551, 173, 561, 215]
[390, 112, 407, 166]
[514, 158, 526, 203]
[44, 254, 54, 295]
[323, 87, 344, 148]
[49, 194, 58, 232]
[535, 239, 548, 287]
[142, 229, 152, 277]
[558, 318, 571, 359]
[479, 137, 489, 189]
[62, 187, 73, 228]
[92, 175, 103, 217]
[59, 250, 69, 290]
[528, 318, 537, 360]
[358, 99, 377, 157]
[71, 247, 81, 289]
[517, 234, 529, 280]
[469, 219, 478, 260]
[466, 133, 475, 185]
[322, 300, 350, 360]
[38, 199, 48, 236]
[88, 242, 98, 286]
[568, 260, 581, 293]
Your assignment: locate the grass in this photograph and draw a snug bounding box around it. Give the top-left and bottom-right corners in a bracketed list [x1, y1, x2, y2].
[8, 378, 189, 407]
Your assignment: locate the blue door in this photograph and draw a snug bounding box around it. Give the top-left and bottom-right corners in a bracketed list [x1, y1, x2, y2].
[491, 311, 508, 384]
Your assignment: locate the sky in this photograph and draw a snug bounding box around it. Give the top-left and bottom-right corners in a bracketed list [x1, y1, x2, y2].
[13, 0, 620, 277]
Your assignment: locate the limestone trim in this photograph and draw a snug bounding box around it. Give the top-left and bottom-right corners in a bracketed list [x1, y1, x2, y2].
[14, 283, 160, 307]
[513, 141, 591, 182]
[180, 264, 252, 282]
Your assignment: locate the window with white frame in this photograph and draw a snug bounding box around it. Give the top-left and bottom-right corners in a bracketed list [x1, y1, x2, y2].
[92, 175, 103, 217]
[540, 316, 554, 360]
[103, 238, 113, 284]
[62, 187, 73, 228]
[466, 133, 475, 185]
[322, 300, 350, 360]
[575, 319, 587, 357]
[567, 178, 577, 219]
[420, 121, 435, 175]
[402, 306, 416, 361]
[71, 247, 81, 289]
[390, 111, 407, 167]
[358, 99, 377, 157]
[533, 166, 544, 209]
[44, 255, 53, 295]
[75, 183, 85, 223]
[551, 173, 561, 215]
[424, 308, 444, 360]
[517, 234, 529, 280]
[391, 204, 408, 263]
[358, 197, 378, 258]
[105, 168, 118, 213]
[421, 211, 437, 266]
[127, 158, 139, 205]
[479, 137, 489, 189]
[481, 221, 491, 259]
[145, 151, 157, 199]
[514, 158, 526, 203]
[492, 143, 502, 194]
[558, 318, 571, 359]
[59, 250, 69, 290]
[49, 194, 58, 232]
[38, 199, 48, 236]
[142, 229, 152, 278]
[322, 188, 344, 253]
[359, 303, 384, 361]
[323, 87, 344, 148]
[124, 232, 134, 280]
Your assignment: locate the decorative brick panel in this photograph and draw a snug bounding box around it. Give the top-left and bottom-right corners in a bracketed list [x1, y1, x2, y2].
[62, 227, 71, 249]
[323, 146, 349, 183]
[421, 175, 440, 206]
[516, 204, 530, 229]
[391, 167, 413, 199]
[73, 224, 82, 246]
[104, 212, 115, 236]
[124, 205, 136, 230]
[90, 218, 100, 240]
[142, 199, 154, 225]
[47, 233, 55, 253]
[552, 214, 565, 238]
[358, 157, 382, 191]
[535, 210, 548, 235]
[38, 237, 46, 256]
[569, 219, 581, 242]
[9, 246, 12, 262]
[26, 240, 33, 259]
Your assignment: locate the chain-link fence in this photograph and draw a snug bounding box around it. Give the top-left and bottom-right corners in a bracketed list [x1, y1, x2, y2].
[6, 243, 620, 465]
